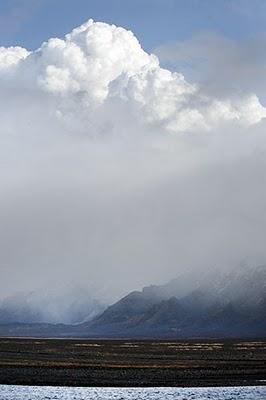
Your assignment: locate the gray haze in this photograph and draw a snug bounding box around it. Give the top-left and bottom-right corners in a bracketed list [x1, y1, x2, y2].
[0, 20, 266, 321]
[155, 32, 266, 102]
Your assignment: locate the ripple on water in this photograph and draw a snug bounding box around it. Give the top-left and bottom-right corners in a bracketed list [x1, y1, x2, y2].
[0, 386, 265, 400]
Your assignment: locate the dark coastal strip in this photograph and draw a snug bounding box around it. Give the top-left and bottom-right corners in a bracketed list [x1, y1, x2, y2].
[0, 338, 265, 387]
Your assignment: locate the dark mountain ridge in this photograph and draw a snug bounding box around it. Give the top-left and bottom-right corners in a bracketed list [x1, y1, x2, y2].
[81, 265, 266, 337]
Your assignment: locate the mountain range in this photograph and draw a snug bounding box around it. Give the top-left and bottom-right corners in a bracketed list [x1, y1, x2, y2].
[0, 265, 265, 338]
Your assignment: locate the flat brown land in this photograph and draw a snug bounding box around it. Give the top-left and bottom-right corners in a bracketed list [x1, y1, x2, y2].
[0, 338, 265, 387]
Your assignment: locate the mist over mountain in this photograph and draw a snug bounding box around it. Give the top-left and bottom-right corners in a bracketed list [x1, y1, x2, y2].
[0, 287, 106, 325]
[0, 265, 264, 338]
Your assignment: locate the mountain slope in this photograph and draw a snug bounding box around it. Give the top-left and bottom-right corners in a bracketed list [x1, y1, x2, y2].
[81, 265, 266, 337]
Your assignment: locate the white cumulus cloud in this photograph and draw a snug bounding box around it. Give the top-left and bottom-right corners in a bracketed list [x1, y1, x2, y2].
[0, 19, 265, 136]
[0, 46, 29, 70]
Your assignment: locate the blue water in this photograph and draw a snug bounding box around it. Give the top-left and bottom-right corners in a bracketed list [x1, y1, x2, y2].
[0, 385, 265, 399]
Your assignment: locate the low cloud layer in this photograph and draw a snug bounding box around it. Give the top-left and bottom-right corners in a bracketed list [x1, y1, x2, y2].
[1, 20, 266, 316]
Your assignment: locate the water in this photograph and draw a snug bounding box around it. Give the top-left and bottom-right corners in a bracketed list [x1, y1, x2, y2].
[0, 385, 265, 399]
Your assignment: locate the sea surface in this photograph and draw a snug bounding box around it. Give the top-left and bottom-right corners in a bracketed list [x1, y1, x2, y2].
[0, 385, 265, 399]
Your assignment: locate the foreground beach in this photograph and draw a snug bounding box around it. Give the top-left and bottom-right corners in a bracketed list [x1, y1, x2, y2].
[0, 338, 265, 387]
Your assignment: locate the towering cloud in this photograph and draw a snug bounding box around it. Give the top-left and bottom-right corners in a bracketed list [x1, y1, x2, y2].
[0, 20, 265, 137]
[0, 20, 266, 316]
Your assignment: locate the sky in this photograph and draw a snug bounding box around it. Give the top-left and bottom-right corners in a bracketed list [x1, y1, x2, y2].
[1, 0, 266, 51]
[0, 1, 266, 322]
